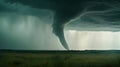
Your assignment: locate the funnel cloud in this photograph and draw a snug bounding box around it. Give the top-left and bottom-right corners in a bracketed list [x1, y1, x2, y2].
[1, 0, 120, 50]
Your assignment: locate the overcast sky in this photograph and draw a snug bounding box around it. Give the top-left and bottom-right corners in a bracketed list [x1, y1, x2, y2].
[0, 0, 120, 50]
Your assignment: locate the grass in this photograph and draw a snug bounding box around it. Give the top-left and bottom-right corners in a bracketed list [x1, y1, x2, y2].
[0, 50, 120, 67]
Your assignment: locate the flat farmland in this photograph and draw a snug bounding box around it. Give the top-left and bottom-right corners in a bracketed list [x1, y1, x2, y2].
[0, 50, 120, 67]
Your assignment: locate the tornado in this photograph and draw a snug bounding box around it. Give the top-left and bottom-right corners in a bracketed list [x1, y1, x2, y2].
[6, 0, 119, 50]
[52, 24, 69, 50]
[52, 19, 69, 50]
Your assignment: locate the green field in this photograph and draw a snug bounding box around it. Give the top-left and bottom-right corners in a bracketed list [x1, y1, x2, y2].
[0, 50, 120, 67]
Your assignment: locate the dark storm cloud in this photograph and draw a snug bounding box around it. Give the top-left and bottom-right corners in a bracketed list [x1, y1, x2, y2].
[68, 6, 120, 31]
[64, 0, 120, 32]
[3, 0, 120, 26]
[1, 0, 120, 49]
[0, 0, 53, 19]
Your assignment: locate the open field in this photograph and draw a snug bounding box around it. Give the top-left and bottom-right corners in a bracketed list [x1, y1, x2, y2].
[0, 50, 120, 67]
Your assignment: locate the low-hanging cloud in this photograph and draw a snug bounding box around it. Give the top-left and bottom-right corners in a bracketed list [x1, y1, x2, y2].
[1, 0, 120, 50]
[67, 0, 120, 31]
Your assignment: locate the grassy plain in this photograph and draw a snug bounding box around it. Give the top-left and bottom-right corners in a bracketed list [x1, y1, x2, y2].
[0, 50, 120, 67]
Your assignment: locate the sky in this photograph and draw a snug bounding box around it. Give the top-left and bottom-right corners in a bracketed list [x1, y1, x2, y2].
[0, 0, 120, 50]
